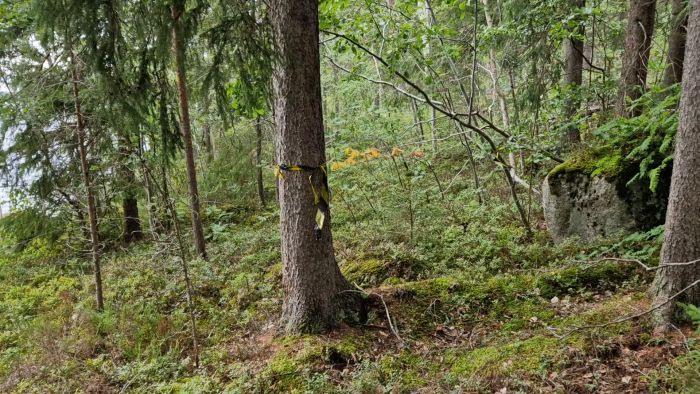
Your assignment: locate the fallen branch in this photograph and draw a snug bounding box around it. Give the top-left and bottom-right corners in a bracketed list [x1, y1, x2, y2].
[575, 256, 700, 272]
[559, 279, 700, 338]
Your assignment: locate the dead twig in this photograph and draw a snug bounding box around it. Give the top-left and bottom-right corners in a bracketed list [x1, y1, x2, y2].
[574, 256, 700, 272]
[340, 285, 404, 346]
[556, 279, 700, 338]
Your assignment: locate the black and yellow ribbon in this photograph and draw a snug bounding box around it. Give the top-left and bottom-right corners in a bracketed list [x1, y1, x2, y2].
[274, 163, 331, 237]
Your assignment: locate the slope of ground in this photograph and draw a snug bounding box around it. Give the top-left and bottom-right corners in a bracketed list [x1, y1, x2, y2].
[1, 203, 698, 393]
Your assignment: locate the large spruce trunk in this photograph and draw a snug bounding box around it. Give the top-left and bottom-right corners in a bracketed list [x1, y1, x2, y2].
[171, 2, 207, 258]
[663, 0, 688, 86]
[270, 0, 360, 333]
[563, 0, 585, 146]
[616, 0, 657, 117]
[652, 0, 700, 329]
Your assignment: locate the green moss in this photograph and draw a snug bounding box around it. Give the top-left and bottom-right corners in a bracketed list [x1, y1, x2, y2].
[264, 262, 282, 282]
[497, 300, 557, 332]
[591, 153, 624, 177]
[538, 262, 636, 299]
[548, 152, 598, 177]
[481, 274, 536, 298]
[331, 335, 368, 356]
[394, 276, 464, 299]
[271, 333, 373, 371]
[377, 352, 431, 391]
[449, 335, 560, 377]
[558, 293, 641, 338]
[548, 150, 625, 179]
[342, 258, 387, 286]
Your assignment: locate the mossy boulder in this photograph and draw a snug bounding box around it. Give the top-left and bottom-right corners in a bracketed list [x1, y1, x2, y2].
[542, 153, 670, 242]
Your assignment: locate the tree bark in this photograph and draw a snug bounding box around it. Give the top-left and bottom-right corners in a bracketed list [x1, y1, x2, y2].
[255, 117, 266, 208]
[172, 3, 207, 258]
[270, 0, 362, 333]
[616, 0, 657, 117]
[202, 95, 214, 159]
[652, 0, 700, 330]
[119, 135, 142, 243]
[563, 0, 585, 146]
[663, 0, 688, 86]
[122, 195, 141, 242]
[138, 139, 160, 238]
[411, 98, 425, 144]
[202, 124, 213, 159]
[71, 54, 104, 312]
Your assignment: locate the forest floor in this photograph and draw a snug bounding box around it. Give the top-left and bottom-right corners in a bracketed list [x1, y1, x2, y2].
[1, 203, 699, 393]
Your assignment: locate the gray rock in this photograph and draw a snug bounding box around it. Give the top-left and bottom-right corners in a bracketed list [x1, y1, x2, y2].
[542, 170, 668, 242]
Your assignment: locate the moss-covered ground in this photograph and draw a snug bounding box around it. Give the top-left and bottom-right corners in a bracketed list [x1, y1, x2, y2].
[1, 207, 697, 393]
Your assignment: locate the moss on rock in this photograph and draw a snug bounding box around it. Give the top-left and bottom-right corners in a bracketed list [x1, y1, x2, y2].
[548, 150, 625, 179]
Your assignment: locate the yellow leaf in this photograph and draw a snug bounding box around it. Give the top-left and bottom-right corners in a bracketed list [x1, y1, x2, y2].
[331, 162, 347, 171]
[363, 147, 382, 159]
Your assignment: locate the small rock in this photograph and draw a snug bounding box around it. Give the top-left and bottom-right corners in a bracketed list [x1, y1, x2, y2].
[551, 296, 560, 304]
[621, 376, 632, 384]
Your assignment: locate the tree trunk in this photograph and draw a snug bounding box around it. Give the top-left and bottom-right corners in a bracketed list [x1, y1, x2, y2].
[202, 124, 213, 159]
[411, 98, 425, 144]
[137, 133, 160, 237]
[71, 53, 104, 312]
[202, 95, 214, 159]
[563, 0, 585, 146]
[481, 0, 533, 192]
[652, 0, 700, 330]
[617, 0, 657, 117]
[663, 0, 688, 86]
[425, 0, 438, 154]
[119, 135, 142, 243]
[171, 3, 207, 258]
[255, 117, 266, 208]
[160, 163, 173, 231]
[270, 0, 362, 333]
[122, 195, 141, 242]
[141, 159, 160, 238]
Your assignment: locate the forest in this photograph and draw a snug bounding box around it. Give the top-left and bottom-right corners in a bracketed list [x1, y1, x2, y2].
[0, 0, 699, 392]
